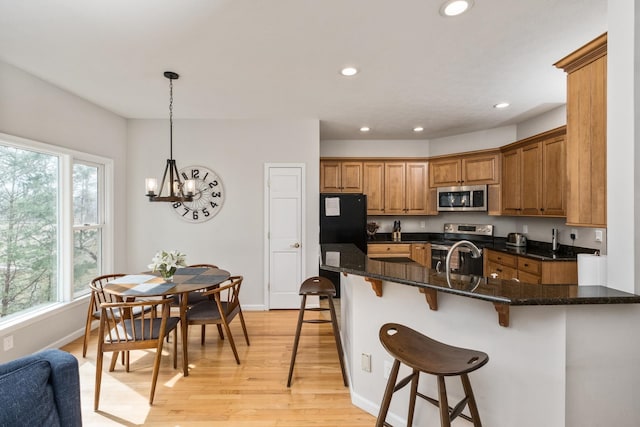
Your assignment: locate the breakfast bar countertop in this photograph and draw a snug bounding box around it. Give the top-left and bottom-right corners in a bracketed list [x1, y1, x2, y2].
[320, 243, 640, 307]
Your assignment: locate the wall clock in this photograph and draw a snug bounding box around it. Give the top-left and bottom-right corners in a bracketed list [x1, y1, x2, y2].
[172, 165, 225, 223]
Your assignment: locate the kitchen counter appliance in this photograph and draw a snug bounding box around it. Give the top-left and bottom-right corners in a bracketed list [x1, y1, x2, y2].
[436, 185, 488, 212]
[431, 223, 494, 275]
[506, 233, 527, 247]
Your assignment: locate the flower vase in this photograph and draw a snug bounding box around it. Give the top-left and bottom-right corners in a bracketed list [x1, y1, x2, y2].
[161, 267, 176, 282]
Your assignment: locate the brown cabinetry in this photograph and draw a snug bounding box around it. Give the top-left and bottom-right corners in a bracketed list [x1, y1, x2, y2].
[500, 127, 566, 217]
[367, 243, 412, 258]
[363, 162, 385, 215]
[320, 160, 363, 193]
[410, 243, 431, 267]
[429, 152, 499, 188]
[554, 33, 607, 227]
[384, 161, 429, 215]
[484, 249, 577, 285]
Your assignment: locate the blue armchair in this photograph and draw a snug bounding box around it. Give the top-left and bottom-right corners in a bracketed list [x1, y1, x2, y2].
[0, 349, 82, 426]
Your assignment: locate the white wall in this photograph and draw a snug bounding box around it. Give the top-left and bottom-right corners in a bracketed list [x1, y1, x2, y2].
[428, 125, 516, 156]
[0, 61, 128, 361]
[126, 119, 319, 309]
[321, 139, 430, 158]
[516, 105, 567, 140]
[607, 0, 637, 293]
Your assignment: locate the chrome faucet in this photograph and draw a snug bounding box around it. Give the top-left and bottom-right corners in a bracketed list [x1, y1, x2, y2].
[445, 240, 482, 287]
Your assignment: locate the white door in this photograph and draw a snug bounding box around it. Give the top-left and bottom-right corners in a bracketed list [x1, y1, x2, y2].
[266, 165, 304, 309]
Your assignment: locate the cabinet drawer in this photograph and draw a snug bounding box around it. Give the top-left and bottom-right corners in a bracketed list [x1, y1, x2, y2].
[486, 261, 518, 281]
[367, 244, 412, 257]
[518, 270, 542, 285]
[518, 257, 541, 275]
[487, 250, 517, 268]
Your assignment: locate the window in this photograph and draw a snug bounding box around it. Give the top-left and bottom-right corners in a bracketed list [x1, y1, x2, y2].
[0, 133, 112, 321]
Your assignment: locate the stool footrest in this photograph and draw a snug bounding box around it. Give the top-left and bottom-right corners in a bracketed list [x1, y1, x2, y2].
[416, 391, 473, 423]
[303, 319, 332, 324]
[305, 307, 330, 312]
[393, 373, 416, 393]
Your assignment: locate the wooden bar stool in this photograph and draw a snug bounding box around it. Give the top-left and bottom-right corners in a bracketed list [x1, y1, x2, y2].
[376, 323, 488, 427]
[287, 276, 348, 387]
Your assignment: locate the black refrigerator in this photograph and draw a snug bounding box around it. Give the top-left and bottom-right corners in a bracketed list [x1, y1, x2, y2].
[319, 193, 367, 297]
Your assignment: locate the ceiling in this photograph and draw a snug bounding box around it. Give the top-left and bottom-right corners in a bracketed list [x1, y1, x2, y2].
[0, 0, 607, 141]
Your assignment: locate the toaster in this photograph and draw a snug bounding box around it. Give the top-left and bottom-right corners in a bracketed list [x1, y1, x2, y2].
[506, 233, 527, 247]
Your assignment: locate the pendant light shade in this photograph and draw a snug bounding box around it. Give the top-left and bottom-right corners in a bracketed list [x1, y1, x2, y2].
[145, 71, 194, 203]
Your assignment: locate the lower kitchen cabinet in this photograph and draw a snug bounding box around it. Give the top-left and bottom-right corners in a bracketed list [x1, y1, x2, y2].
[484, 249, 577, 285]
[410, 243, 431, 267]
[367, 243, 412, 258]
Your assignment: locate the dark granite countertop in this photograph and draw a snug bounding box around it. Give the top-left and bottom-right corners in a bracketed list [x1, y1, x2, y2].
[367, 233, 597, 261]
[321, 243, 640, 307]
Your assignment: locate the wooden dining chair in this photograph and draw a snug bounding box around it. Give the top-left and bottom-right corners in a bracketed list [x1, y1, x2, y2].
[94, 298, 179, 410]
[83, 274, 126, 358]
[186, 275, 250, 364]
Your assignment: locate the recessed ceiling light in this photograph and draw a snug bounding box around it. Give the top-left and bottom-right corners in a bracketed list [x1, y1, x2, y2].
[439, 0, 474, 17]
[413, 126, 424, 132]
[360, 126, 370, 132]
[494, 102, 510, 109]
[341, 67, 359, 77]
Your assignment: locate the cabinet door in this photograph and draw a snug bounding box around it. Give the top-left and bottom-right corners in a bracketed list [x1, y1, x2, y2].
[429, 158, 461, 187]
[541, 135, 566, 216]
[411, 243, 431, 266]
[520, 142, 542, 215]
[566, 54, 607, 226]
[340, 161, 363, 193]
[486, 261, 518, 281]
[405, 162, 429, 215]
[363, 162, 385, 214]
[501, 148, 521, 215]
[384, 162, 406, 215]
[461, 153, 499, 185]
[320, 161, 342, 192]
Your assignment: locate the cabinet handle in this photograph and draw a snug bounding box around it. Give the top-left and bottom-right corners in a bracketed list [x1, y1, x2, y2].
[512, 278, 520, 282]
[540, 208, 545, 211]
[496, 268, 503, 272]
[524, 263, 529, 267]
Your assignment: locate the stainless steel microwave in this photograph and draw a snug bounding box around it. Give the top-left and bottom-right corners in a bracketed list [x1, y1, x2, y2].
[436, 185, 487, 212]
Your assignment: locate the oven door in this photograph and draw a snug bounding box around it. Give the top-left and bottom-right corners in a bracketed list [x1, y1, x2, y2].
[431, 244, 483, 275]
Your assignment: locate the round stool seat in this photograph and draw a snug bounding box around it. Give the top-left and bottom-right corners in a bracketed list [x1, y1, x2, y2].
[380, 323, 488, 376]
[299, 276, 336, 297]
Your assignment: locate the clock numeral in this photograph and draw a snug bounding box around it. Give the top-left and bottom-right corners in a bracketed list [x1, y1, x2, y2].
[181, 172, 189, 181]
[208, 180, 219, 188]
[193, 211, 198, 220]
[191, 169, 200, 179]
[210, 202, 218, 209]
[182, 207, 190, 217]
[211, 191, 222, 198]
[173, 202, 182, 209]
[202, 208, 210, 217]
[202, 172, 209, 180]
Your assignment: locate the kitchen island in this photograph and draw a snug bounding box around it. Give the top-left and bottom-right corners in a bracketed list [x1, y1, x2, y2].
[321, 244, 640, 427]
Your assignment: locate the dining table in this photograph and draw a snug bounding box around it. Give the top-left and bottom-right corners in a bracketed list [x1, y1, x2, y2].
[102, 266, 230, 377]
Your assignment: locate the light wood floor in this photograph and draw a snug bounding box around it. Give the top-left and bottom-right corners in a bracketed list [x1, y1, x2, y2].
[62, 309, 375, 426]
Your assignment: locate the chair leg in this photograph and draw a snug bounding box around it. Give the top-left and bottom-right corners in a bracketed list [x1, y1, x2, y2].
[375, 359, 401, 427]
[238, 309, 250, 345]
[149, 333, 166, 404]
[287, 294, 307, 387]
[216, 324, 224, 340]
[407, 369, 419, 426]
[83, 296, 96, 357]
[109, 351, 119, 372]
[461, 373, 482, 427]
[438, 376, 451, 427]
[221, 317, 240, 364]
[94, 348, 104, 411]
[173, 328, 178, 369]
[327, 295, 348, 387]
[201, 325, 206, 345]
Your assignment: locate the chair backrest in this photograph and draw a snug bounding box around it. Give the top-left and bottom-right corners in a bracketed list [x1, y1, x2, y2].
[202, 275, 243, 317]
[89, 274, 126, 313]
[98, 299, 175, 351]
[188, 264, 219, 269]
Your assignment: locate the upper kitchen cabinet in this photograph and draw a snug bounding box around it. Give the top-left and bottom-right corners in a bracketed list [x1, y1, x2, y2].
[320, 160, 363, 193]
[554, 33, 607, 227]
[429, 151, 500, 188]
[384, 161, 430, 215]
[501, 127, 566, 217]
[363, 161, 385, 215]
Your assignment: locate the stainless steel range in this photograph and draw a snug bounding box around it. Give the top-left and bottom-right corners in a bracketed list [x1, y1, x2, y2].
[431, 223, 494, 275]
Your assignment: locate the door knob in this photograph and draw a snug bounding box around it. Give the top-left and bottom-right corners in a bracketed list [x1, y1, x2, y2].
[292, 242, 301, 248]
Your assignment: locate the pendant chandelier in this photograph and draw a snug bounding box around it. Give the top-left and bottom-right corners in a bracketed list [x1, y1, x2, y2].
[145, 71, 195, 202]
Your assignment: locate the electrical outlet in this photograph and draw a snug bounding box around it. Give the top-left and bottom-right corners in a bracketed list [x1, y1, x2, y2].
[571, 229, 578, 240]
[361, 353, 371, 372]
[523, 225, 528, 234]
[595, 230, 603, 242]
[420, 220, 426, 229]
[383, 360, 392, 379]
[3, 335, 13, 351]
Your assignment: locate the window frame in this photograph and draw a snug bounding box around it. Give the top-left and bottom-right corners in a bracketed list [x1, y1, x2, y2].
[0, 132, 114, 323]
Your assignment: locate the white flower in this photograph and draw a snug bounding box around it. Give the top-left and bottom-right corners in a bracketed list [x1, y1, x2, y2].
[148, 250, 187, 273]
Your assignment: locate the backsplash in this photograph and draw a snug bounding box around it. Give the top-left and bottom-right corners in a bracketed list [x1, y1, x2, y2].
[367, 213, 607, 254]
